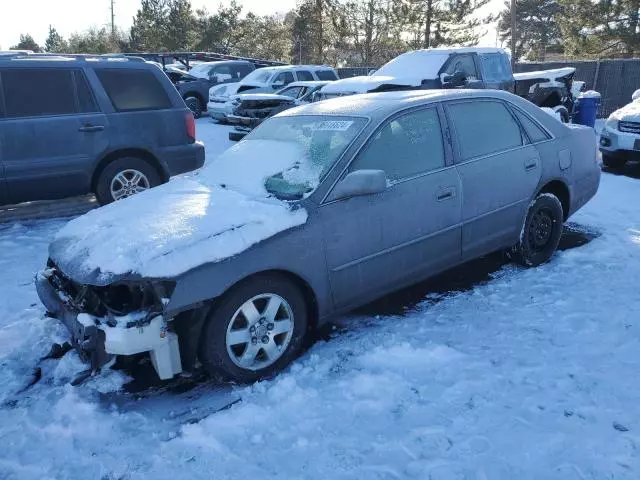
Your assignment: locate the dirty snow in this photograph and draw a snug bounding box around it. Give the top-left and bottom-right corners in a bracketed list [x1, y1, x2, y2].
[1, 121, 640, 479]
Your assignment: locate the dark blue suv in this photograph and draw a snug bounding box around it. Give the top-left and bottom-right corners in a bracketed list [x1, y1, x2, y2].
[0, 54, 205, 205]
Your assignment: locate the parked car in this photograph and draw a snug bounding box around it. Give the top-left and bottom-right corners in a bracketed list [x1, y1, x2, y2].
[207, 82, 241, 123]
[599, 92, 640, 168]
[0, 53, 205, 206]
[236, 65, 339, 94]
[227, 81, 332, 141]
[320, 47, 579, 122]
[173, 60, 256, 118]
[36, 89, 600, 384]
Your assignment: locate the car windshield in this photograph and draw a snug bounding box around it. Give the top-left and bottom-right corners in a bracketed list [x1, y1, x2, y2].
[242, 68, 275, 84]
[375, 52, 449, 79]
[201, 115, 367, 201]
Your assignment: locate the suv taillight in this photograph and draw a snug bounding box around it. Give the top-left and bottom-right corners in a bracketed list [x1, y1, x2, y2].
[185, 112, 196, 143]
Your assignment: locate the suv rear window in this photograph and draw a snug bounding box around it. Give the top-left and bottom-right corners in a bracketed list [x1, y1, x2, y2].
[95, 68, 172, 112]
[1, 68, 76, 118]
[316, 70, 338, 81]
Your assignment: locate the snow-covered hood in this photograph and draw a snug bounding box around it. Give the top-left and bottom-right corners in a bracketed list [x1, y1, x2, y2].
[608, 100, 640, 123]
[513, 67, 576, 83]
[51, 141, 309, 282]
[320, 75, 424, 95]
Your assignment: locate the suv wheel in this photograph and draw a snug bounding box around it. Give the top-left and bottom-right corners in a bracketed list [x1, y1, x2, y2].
[185, 96, 203, 118]
[512, 193, 564, 267]
[199, 274, 308, 383]
[95, 157, 162, 205]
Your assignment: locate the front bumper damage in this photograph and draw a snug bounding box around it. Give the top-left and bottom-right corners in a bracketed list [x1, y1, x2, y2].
[35, 267, 182, 381]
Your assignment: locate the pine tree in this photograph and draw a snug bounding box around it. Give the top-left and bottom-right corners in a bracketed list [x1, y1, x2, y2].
[130, 0, 169, 51]
[44, 26, 68, 53]
[392, 0, 491, 49]
[165, 0, 196, 51]
[10, 33, 41, 52]
[498, 0, 562, 61]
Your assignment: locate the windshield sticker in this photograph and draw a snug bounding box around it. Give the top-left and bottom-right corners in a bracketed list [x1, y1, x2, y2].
[312, 120, 354, 131]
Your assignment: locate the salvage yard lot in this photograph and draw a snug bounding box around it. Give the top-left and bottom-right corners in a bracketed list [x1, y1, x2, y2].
[1, 119, 640, 479]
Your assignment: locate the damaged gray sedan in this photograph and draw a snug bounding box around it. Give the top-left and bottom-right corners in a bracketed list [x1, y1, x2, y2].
[36, 89, 600, 384]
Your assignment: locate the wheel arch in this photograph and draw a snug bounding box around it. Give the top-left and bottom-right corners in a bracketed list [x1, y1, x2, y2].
[92, 148, 168, 192]
[183, 91, 205, 105]
[537, 179, 570, 221]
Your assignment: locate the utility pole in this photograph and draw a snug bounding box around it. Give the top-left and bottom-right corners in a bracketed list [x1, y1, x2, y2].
[110, 0, 116, 37]
[510, 0, 516, 70]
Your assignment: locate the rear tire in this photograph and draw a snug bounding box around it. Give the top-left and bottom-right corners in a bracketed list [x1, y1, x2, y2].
[512, 194, 564, 267]
[199, 274, 308, 383]
[95, 157, 162, 205]
[185, 96, 203, 119]
[602, 153, 626, 169]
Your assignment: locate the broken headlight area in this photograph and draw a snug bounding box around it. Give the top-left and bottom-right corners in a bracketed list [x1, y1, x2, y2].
[234, 99, 296, 119]
[44, 260, 174, 325]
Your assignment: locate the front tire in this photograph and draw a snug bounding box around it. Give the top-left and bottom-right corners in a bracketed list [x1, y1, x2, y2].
[513, 194, 564, 267]
[199, 274, 308, 383]
[229, 130, 247, 142]
[94, 157, 162, 205]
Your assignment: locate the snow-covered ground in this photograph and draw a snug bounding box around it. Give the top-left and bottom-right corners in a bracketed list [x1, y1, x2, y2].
[1, 119, 640, 479]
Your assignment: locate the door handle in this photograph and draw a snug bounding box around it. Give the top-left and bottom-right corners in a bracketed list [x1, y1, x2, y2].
[524, 158, 538, 171]
[78, 125, 105, 133]
[436, 187, 456, 201]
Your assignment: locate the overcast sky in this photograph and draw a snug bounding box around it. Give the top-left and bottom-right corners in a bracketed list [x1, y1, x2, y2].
[0, 0, 502, 51]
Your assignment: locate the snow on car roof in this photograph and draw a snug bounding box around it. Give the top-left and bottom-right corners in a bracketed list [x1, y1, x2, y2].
[288, 81, 331, 87]
[513, 67, 576, 81]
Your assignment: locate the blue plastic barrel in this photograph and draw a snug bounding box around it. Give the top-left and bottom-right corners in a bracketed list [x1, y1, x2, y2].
[573, 91, 601, 128]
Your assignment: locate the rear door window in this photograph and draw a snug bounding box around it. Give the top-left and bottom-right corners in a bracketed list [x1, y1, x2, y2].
[512, 108, 550, 143]
[480, 53, 509, 82]
[95, 68, 172, 112]
[74, 70, 99, 113]
[296, 70, 314, 81]
[447, 100, 524, 160]
[1, 68, 76, 118]
[316, 70, 338, 81]
[349, 107, 445, 181]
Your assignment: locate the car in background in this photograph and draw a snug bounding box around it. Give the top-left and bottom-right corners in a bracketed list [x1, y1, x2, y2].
[600, 92, 640, 168]
[0, 53, 204, 206]
[226, 81, 332, 141]
[174, 60, 256, 118]
[207, 82, 241, 123]
[36, 89, 600, 384]
[320, 48, 581, 122]
[236, 65, 338, 94]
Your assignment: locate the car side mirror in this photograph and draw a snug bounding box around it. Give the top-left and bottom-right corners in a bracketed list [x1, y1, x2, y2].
[442, 70, 466, 86]
[328, 170, 387, 202]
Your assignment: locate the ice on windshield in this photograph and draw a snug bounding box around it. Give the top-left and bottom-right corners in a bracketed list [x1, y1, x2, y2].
[188, 63, 212, 79]
[201, 115, 367, 200]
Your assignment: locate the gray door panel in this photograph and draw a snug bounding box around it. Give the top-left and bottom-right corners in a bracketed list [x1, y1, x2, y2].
[0, 138, 7, 205]
[457, 146, 542, 258]
[3, 113, 109, 203]
[321, 167, 462, 310]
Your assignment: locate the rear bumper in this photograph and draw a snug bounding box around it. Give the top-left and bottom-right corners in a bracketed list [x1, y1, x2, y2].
[35, 270, 182, 380]
[160, 141, 206, 177]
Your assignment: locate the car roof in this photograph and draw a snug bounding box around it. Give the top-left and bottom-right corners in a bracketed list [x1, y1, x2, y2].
[257, 65, 335, 73]
[0, 53, 150, 68]
[407, 47, 507, 56]
[279, 89, 526, 120]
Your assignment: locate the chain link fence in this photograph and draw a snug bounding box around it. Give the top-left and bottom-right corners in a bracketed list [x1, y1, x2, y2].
[338, 59, 640, 118]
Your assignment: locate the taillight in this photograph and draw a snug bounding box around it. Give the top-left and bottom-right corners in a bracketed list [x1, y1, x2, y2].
[185, 112, 196, 143]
